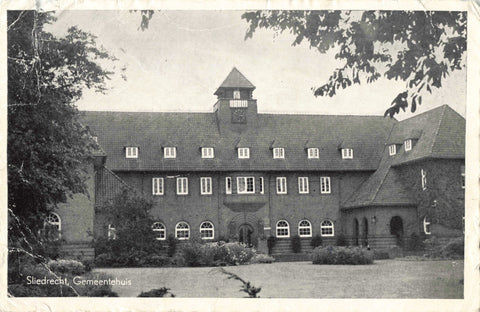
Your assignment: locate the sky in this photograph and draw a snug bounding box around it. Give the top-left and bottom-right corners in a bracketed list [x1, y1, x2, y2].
[46, 10, 466, 120]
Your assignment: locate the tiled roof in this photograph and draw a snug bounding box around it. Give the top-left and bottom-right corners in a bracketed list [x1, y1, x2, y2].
[390, 105, 465, 166]
[214, 67, 256, 94]
[81, 111, 397, 172]
[95, 166, 130, 206]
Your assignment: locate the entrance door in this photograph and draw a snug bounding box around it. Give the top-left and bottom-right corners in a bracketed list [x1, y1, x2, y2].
[238, 224, 254, 247]
[390, 216, 404, 246]
[353, 218, 359, 246]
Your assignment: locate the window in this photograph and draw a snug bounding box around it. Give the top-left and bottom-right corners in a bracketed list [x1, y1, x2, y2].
[237, 177, 255, 194]
[200, 221, 214, 239]
[126, 147, 138, 158]
[298, 177, 309, 194]
[389, 144, 396, 156]
[423, 216, 431, 235]
[404, 139, 412, 151]
[200, 177, 212, 195]
[461, 165, 465, 189]
[298, 220, 312, 237]
[276, 220, 290, 238]
[107, 224, 116, 240]
[152, 222, 166, 240]
[152, 178, 164, 195]
[238, 147, 250, 159]
[44, 212, 61, 240]
[342, 148, 353, 159]
[273, 148, 285, 159]
[226, 177, 232, 194]
[175, 222, 190, 240]
[233, 89, 241, 99]
[164, 147, 176, 158]
[308, 148, 319, 159]
[201, 147, 214, 158]
[176, 177, 188, 195]
[259, 177, 264, 194]
[320, 177, 331, 194]
[321, 220, 334, 236]
[421, 169, 427, 191]
[276, 177, 287, 194]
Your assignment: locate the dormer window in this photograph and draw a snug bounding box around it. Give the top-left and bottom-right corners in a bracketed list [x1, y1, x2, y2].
[238, 147, 250, 159]
[233, 89, 241, 99]
[201, 147, 214, 159]
[164, 147, 176, 158]
[126, 147, 138, 158]
[388, 144, 396, 156]
[307, 148, 319, 159]
[273, 147, 285, 159]
[404, 139, 412, 151]
[341, 148, 353, 159]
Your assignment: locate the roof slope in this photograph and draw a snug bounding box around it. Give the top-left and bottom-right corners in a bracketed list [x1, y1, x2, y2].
[391, 105, 465, 166]
[81, 111, 397, 172]
[215, 67, 256, 92]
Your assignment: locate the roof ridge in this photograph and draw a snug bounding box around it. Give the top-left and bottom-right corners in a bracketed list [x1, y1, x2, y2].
[430, 105, 447, 156]
[368, 158, 393, 205]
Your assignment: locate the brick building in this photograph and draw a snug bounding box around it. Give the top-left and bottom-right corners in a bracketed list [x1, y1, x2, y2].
[48, 68, 465, 258]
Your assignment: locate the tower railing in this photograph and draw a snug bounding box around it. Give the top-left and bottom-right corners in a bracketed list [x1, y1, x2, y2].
[229, 99, 249, 108]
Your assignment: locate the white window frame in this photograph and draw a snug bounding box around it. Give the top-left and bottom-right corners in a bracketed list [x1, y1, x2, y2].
[404, 139, 412, 151]
[276, 220, 290, 238]
[152, 177, 164, 195]
[107, 224, 116, 240]
[201, 147, 214, 159]
[423, 216, 431, 235]
[259, 177, 264, 194]
[44, 212, 62, 240]
[176, 177, 188, 195]
[461, 165, 465, 189]
[225, 177, 232, 194]
[152, 222, 166, 240]
[298, 220, 312, 237]
[276, 177, 287, 194]
[237, 177, 255, 194]
[126, 147, 138, 158]
[233, 89, 241, 99]
[389, 144, 396, 156]
[321, 220, 334, 237]
[238, 147, 250, 159]
[200, 221, 214, 240]
[164, 147, 177, 158]
[200, 177, 212, 195]
[175, 222, 190, 240]
[298, 177, 309, 194]
[273, 147, 285, 159]
[421, 169, 427, 191]
[341, 148, 353, 159]
[307, 148, 319, 159]
[320, 177, 331, 194]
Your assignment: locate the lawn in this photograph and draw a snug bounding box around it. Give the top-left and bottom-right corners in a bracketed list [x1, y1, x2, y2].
[95, 259, 463, 298]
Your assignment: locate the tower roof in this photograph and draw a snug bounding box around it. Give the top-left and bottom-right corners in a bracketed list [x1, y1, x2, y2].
[214, 67, 256, 95]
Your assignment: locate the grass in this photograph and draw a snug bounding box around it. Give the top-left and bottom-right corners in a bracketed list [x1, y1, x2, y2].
[94, 259, 463, 298]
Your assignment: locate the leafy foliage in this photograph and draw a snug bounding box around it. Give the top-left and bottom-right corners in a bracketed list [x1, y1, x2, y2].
[138, 287, 175, 297]
[290, 235, 302, 253]
[310, 234, 323, 248]
[214, 268, 262, 298]
[312, 246, 374, 265]
[242, 10, 466, 117]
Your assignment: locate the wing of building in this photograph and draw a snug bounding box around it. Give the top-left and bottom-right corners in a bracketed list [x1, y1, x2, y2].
[50, 68, 465, 259]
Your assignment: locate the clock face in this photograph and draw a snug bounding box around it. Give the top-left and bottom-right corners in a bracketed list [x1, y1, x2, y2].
[231, 108, 247, 123]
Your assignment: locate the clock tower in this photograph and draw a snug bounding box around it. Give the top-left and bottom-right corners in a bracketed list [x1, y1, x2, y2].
[214, 67, 258, 133]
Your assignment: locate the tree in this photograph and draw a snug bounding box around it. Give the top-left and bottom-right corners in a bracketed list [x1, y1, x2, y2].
[7, 10, 118, 246]
[241, 10, 466, 117]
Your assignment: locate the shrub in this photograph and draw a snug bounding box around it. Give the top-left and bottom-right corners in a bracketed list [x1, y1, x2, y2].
[166, 235, 177, 257]
[407, 233, 424, 251]
[312, 246, 373, 265]
[336, 234, 347, 246]
[48, 259, 85, 275]
[373, 250, 390, 260]
[310, 235, 323, 248]
[175, 241, 256, 267]
[138, 287, 175, 297]
[425, 236, 464, 259]
[251, 254, 275, 264]
[291, 235, 301, 253]
[267, 236, 276, 255]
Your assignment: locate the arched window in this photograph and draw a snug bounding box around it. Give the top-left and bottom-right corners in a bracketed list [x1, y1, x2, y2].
[276, 220, 290, 238]
[44, 212, 61, 240]
[175, 222, 190, 240]
[152, 222, 166, 240]
[200, 221, 214, 239]
[298, 220, 312, 237]
[320, 220, 334, 237]
[423, 216, 431, 235]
